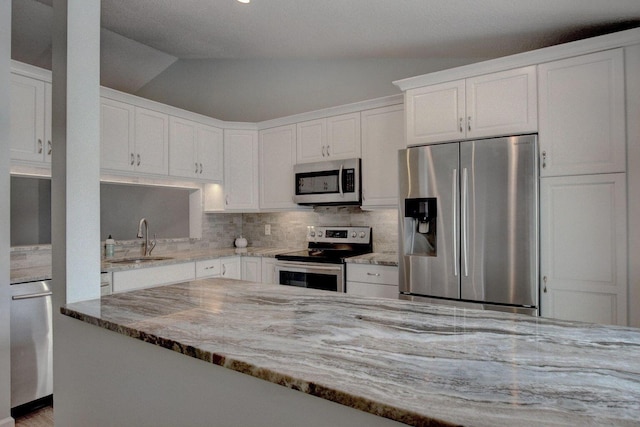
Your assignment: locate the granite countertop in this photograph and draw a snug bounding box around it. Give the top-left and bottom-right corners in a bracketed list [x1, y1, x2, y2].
[10, 246, 296, 284]
[61, 279, 640, 427]
[345, 252, 398, 266]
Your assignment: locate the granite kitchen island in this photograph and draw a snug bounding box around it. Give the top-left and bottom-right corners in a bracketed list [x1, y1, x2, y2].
[57, 279, 640, 427]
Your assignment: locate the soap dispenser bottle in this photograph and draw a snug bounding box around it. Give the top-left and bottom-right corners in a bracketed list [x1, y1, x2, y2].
[105, 235, 115, 258]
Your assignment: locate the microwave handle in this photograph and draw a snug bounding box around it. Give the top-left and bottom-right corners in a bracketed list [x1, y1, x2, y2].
[338, 163, 344, 198]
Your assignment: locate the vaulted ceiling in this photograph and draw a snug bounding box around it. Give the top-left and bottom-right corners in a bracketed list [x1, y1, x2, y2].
[11, 0, 640, 120]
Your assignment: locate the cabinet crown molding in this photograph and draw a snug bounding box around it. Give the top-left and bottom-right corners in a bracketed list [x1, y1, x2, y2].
[394, 27, 640, 91]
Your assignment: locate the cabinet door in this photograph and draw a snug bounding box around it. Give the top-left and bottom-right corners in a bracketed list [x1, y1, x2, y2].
[405, 80, 465, 145]
[296, 118, 326, 163]
[101, 98, 135, 171]
[241, 256, 262, 282]
[326, 112, 361, 159]
[10, 73, 46, 162]
[538, 49, 625, 176]
[169, 116, 197, 179]
[134, 107, 169, 175]
[259, 125, 297, 209]
[221, 257, 241, 280]
[261, 257, 277, 284]
[224, 130, 259, 210]
[540, 173, 627, 325]
[196, 124, 223, 182]
[361, 104, 404, 208]
[112, 262, 195, 293]
[466, 66, 537, 139]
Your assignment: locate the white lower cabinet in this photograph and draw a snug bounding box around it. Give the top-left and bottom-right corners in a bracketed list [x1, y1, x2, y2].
[112, 262, 195, 293]
[195, 258, 221, 279]
[540, 173, 627, 325]
[241, 256, 262, 282]
[220, 256, 241, 280]
[346, 264, 398, 299]
[261, 258, 278, 284]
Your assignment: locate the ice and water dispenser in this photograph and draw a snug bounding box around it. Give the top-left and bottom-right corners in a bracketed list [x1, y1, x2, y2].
[403, 198, 437, 256]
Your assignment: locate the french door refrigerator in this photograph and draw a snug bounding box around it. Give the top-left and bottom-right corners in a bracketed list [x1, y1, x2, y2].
[398, 135, 538, 315]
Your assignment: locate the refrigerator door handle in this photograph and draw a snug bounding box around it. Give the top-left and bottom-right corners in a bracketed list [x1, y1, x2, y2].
[462, 167, 469, 277]
[452, 168, 458, 277]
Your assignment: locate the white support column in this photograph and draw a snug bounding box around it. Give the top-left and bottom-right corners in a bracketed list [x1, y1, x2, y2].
[51, 0, 101, 309]
[0, 1, 15, 425]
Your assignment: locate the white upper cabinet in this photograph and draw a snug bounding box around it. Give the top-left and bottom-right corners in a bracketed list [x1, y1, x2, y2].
[361, 104, 405, 208]
[134, 107, 169, 175]
[169, 116, 223, 181]
[259, 124, 297, 210]
[101, 100, 169, 176]
[405, 80, 465, 145]
[538, 49, 625, 177]
[540, 173, 627, 325]
[465, 66, 537, 139]
[10, 73, 52, 164]
[296, 112, 361, 163]
[406, 66, 537, 145]
[224, 129, 259, 211]
[101, 98, 135, 171]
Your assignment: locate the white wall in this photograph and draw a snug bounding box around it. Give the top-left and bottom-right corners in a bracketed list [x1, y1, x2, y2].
[1, 1, 14, 425]
[136, 57, 487, 122]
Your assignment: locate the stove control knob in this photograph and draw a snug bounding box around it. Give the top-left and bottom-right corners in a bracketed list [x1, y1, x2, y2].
[359, 231, 366, 239]
[351, 231, 357, 238]
[309, 231, 316, 237]
[317, 231, 323, 237]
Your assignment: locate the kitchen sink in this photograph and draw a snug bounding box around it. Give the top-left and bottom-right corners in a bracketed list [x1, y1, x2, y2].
[109, 256, 173, 264]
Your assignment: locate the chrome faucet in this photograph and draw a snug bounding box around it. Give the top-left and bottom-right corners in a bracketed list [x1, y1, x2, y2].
[137, 218, 156, 256]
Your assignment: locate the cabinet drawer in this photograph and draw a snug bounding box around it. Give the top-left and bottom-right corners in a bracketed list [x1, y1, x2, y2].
[347, 281, 398, 299]
[196, 259, 221, 278]
[346, 264, 398, 285]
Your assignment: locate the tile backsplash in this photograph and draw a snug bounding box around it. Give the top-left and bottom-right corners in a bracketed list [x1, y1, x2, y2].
[241, 207, 398, 253]
[12, 207, 398, 270]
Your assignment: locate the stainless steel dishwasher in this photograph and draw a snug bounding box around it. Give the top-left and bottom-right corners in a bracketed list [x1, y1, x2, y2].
[10, 280, 53, 410]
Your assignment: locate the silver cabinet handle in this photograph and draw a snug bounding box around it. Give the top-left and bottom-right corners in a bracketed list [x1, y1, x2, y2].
[199, 163, 203, 174]
[130, 153, 135, 165]
[452, 168, 458, 277]
[542, 151, 547, 169]
[338, 163, 344, 197]
[225, 195, 229, 205]
[366, 272, 380, 276]
[543, 276, 548, 293]
[38, 139, 43, 154]
[326, 145, 330, 156]
[47, 140, 52, 155]
[322, 146, 326, 157]
[459, 117, 463, 133]
[195, 162, 199, 173]
[204, 265, 216, 270]
[13, 291, 52, 300]
[467, 116, 472, 132]
[222, 264, 226, 275]
[137, 154, 141, 166]
[461, 167, 469, 277]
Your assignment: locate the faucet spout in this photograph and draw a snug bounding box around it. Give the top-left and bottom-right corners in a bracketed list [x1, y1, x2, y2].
[137, 218, 150, 256]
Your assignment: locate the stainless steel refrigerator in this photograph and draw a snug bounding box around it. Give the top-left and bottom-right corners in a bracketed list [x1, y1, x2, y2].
[398, 135, 538, 315]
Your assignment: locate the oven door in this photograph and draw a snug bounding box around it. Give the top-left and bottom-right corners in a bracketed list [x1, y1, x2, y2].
[274, 261, 344, 292]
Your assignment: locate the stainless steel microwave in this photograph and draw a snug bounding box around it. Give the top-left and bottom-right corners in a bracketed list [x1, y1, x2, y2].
[293, 158, 361, 205]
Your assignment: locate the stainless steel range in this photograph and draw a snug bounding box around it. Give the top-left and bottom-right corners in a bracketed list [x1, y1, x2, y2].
[275, 226, 372, 292]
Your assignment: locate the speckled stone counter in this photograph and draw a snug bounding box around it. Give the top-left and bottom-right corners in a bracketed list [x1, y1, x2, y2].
[10, 246, 296, 283]
[61, 279, 640, 427]
[345, 252, 398, 266]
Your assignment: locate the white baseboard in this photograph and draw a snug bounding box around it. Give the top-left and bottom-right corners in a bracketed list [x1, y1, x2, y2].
[0, 416, 15, 427]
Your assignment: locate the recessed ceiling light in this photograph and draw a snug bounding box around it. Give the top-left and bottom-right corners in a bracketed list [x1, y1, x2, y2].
[237, 0, 250, 3]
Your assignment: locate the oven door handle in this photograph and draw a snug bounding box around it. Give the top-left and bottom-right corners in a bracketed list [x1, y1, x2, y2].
[275, 262, 343, 273]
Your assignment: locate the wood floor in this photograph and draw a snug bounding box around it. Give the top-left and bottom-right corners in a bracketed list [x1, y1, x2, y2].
[14, 405, 54, 427]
